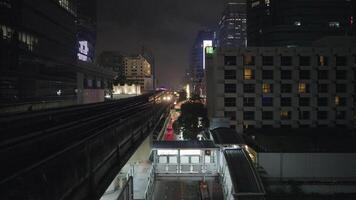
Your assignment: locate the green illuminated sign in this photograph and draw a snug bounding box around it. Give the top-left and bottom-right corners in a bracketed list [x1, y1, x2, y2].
[206, 46, 214, 55]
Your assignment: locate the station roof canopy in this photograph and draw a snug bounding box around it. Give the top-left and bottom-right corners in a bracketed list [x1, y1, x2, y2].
[153, 140, 218, 149]
[210, 127, 245, 145]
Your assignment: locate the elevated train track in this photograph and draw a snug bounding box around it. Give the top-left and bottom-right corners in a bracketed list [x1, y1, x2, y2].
[0, 92, 170, 200]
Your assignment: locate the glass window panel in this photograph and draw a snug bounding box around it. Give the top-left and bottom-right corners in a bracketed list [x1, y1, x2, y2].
[169, 156, 177, 164]
[205, 155, 211, 163]
[159, 156, 167, 164]
[191, 156, 200, 164]
[180, 156, 189, 164]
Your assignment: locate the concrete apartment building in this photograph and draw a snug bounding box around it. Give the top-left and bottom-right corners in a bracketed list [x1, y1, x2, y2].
[123, 54, 154, 92]
[206, 38, 356, 133]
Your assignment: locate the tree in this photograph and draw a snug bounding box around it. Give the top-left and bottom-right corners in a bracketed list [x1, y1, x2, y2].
[174, 101, 209, 140]
[178, 89, 187, 102]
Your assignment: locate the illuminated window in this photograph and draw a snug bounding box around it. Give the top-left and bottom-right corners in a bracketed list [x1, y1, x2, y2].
[298, 83, 309, 93]
[280, 111, 291, 120]
[18, 32, 38, 51]
[262, 83, 272, 93]
[244, 69, 254, 80]
[1, 25, 13, 39]
[243, 55, 255, 65]
[329, 22, 340, 28]
[58, 0, 76, 15]
[335, 96, 347, 106]
[318, 56, 328, 66]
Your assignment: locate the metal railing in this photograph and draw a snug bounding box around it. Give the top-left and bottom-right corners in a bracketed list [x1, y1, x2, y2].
[155, 163, 218, 174]
[144, 165, 156, 200]
[117, 176, 133, 200]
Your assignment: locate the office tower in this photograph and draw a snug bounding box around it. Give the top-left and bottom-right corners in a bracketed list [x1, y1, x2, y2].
[189, 29, 214, 95]
[216, 1, 247, 48]
[0, 0, 78, 102]
[247, 0, 356, 47]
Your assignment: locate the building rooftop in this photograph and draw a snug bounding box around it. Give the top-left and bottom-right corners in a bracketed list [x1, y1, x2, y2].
[313, 36, 356, 48]
[210, 127, 245, 145]
[152, 140, 218, 149]
[245, 128, 356, 153]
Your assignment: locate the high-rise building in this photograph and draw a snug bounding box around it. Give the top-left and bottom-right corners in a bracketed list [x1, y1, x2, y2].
[123, 55, 154, 92]
[247, 0, 356, 47]
[141, 47, 156, 89]
[76, 0, 97, 62]
[0, 0, 78, 102]
[189, 29, 214, 95]
[0, 0, 114, 107]
[216, 1, 247, 48]
[206, 37, 356, 133]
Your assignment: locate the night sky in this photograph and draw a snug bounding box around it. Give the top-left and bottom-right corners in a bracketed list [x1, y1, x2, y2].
[97, 0, 224, 89]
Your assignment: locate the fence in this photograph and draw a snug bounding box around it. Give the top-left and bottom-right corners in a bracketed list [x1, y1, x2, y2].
[117, 176, 133, 200]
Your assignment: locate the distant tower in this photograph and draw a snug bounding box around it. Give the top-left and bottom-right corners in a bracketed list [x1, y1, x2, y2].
[189, 29, 214, 95]
[217, 0, 247, 48]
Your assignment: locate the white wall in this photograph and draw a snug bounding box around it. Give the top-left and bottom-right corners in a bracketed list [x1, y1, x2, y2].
[257, 153, 356, 179]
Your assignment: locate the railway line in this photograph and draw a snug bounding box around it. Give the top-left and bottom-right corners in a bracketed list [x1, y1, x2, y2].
[0, 92, 170, 200]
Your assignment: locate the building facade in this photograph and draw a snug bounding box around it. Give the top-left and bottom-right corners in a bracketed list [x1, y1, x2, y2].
[216, 1, 247, 48]
[123, 55, 154, 92]
[0, 0, 114, 107]
[206, 44, 356, 133]
[189, 29, 214, 95]
[0, 0, 78, 102]
[247, 0, 356, 47]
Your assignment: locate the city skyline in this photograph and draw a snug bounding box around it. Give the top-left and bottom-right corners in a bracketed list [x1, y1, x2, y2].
[97, 0, 225, 89]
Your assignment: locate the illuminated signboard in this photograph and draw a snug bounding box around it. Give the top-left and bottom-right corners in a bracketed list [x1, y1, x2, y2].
[206, 46, 214, 55]
[203, 40, 212, 69]
[77, 40, 89, 61]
